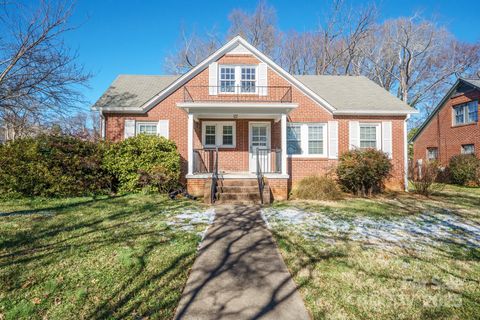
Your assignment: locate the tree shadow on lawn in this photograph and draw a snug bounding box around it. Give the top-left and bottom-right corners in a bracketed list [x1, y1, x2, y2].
[272, 228, 480, 319]
[0, 195, 202, 319]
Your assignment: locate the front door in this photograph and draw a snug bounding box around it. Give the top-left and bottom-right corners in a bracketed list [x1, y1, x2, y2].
[249, 122, 271, 173]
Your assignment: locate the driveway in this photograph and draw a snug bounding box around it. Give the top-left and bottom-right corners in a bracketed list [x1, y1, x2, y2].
[174, 204, 310, 320]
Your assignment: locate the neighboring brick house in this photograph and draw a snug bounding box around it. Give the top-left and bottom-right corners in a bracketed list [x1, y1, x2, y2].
[93, 36, 416, 201]
[411, 79, 480, 166]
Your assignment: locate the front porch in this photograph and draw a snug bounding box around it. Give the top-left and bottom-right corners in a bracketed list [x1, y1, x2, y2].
[180, 102, 296, 202]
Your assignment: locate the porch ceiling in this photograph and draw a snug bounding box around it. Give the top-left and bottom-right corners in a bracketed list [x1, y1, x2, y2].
[177, 102, 297, 120]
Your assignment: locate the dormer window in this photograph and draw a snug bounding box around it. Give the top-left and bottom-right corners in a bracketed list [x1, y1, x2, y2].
[219, 67, 235, 93]
[218, 65, 257, 93]
[241, 67, 256, 93]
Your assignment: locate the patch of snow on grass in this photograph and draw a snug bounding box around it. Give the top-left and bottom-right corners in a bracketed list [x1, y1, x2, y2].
[262, 207, 480, 249]
[168, 207, 216, 238]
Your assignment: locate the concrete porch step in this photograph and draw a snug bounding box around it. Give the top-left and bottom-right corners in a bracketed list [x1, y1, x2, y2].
[218, 179, 258, 187]
[215, 199, 262, 205]
[216, 192, 261, 201]
[218, 186, 259, 193]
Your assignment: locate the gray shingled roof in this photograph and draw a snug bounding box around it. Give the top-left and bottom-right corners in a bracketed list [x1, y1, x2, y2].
[93, 74, 415, 114]
[463, 78, 480, 89]
[92, 75, 179, 110]
[295, 75, 413, 113]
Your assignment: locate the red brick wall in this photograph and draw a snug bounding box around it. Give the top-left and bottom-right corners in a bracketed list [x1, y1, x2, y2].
[413, 89, 480, 166]
[104, 53, 408, 193]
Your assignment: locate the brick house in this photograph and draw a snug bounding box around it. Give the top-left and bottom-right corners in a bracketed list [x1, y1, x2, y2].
[93, 36, 416, 202]
[411, 79, 480, 166]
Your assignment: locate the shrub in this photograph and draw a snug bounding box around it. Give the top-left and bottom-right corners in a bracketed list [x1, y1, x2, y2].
[103, 134, 180, 192]
[291, 175, 343, 200]
[336, 149, 392, 196]
[448, 154, 480, 186]
[410, 160, 444, 196]
[0, 134, 112, 197]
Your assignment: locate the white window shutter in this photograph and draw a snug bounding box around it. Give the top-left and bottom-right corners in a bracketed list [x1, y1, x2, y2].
[124, 119, 135, 139]
[382, 121, 392, 158]
[208, 62, 218, 95]
[258, 63, 268, 96]
[349, 121, 359, 149]
[157, 120, 169, 138]
[328, 121, 339, 159]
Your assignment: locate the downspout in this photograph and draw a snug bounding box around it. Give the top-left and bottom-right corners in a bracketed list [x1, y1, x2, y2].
[404, 114, 410, 192]
[101, 113, 106, 140]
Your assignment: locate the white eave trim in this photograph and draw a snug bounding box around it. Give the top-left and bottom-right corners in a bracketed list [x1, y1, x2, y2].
[333, 109, 419, 116]
[95, 107, 145, 114]
[139, 36, 337, 113]
[177, 102, 298, 109]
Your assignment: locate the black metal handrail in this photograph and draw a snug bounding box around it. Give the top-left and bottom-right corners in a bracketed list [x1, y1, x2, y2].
[211, 147, 219, 204]
[256, 148, 265, 205]
[193, 148, 216, 174]
[183, 85, 292, 103]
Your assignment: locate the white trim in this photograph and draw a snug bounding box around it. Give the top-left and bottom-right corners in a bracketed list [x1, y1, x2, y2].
[381, 121, 392, 159]
[248, 121, 271, 173]
[187, 114, 194, 175]
[218, 64, 258, 95]
[186, 173, 289, 179]
[281, 114, 287, 174]
[124, 119, 135, 139]
[287, 122, 328, 158]
[177, 102, 298, 109]
[334, 110, 418, 115]
[404, 114, 409, 192]
[359, 122, 382, 150]
[201, 121, 236, 148]
[136, 121, 159, 136]
[327, 121, 338, 159]
[137, 36, 336, 113]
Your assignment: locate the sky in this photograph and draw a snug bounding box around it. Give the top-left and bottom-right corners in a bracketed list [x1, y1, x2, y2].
[55, 0, 480, 110]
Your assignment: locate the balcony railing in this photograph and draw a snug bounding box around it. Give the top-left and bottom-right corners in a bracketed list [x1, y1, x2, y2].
[184, 86, 292, 103]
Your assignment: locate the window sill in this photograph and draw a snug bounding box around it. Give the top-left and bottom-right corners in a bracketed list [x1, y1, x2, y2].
[288, 155, 329, 159]
[203, 145, 236, 149]
[451, 122, 477, 128]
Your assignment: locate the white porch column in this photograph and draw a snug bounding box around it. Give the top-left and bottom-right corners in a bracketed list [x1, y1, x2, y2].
[187, 113, 194, 175]
[281, 113, 287, 175]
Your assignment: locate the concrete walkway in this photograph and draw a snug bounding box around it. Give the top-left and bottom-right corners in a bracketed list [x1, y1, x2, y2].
[174, 205, 310, 320]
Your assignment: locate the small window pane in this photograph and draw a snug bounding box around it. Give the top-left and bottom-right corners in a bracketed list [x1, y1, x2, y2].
[360, 125, 377, 149]
[222, 125, 233, 145]
[287, 125, 301, 155]
[220, 67, 235, 93]
[468, 102, 478, 123]
[427, 147, 438, 160]
[454, 106, 465, 125]
[241, 67, 256, 93]
[461, 144, 475, 155]
[205, 125, 216, 145]
[308, 125, 323, 155]
[138, 123, 157, 136]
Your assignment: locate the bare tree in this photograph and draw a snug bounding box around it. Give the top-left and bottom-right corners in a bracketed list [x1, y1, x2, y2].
[0, 0, 90, 139]
[164, 27, 221, 74]
[228, 0, 279, 57]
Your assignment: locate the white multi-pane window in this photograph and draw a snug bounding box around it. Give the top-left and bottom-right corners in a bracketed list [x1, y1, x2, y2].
[359, 124, 379, 149]
[202, 122, 236, 148]
[453, 101, 478, 125]
[218, 65, 257, 93]
[219, 67, 235, 93]
[308, 125, 324, 155]
[461, 144, 475, 155]
[241, 67, 256, 93]
[223, 125, 233, 145]
[136, 122, 157, 136]
[287, 125, 302, 155]
[204, 125, 216, 146]
[427, 147, 438, 160]
[287, 123, 327, 157]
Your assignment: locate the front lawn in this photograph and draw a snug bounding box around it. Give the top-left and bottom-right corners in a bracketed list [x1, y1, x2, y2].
[266, 185, 480, 319]
[0, 194, 211, 320]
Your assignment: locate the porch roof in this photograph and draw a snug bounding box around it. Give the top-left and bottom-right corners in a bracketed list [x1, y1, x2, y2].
[177, 102, 297, 119]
